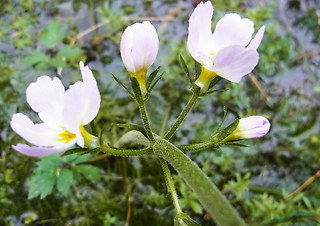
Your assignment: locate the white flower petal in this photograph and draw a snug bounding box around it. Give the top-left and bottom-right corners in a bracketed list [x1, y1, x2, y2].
[63, 63, 100, 140]
[10, 113, 64, 147]
[187, 1, 214, 64]
[141, 21, 159, 69]
[247, 25, 265, 50]
[210, 13, 254, 53]
[120, 25, 136, 72]
[79, 61, 101, 124]
[207, 45, 259, 83]
[12, 142, 75, 157]
[26, 75, 65, 128]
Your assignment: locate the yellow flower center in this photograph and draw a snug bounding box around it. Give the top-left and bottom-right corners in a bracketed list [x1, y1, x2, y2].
[210, 51, 216, 65]
[57, 128, 76, 143]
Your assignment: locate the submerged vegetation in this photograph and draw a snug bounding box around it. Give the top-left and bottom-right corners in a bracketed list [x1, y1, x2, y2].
[1, 0, 320, 225]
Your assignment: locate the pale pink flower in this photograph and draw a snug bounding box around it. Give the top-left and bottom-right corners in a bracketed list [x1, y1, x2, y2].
[10, 61, 100, 157]
[225, 116, 271, 141]
[188, 1, 265, 90]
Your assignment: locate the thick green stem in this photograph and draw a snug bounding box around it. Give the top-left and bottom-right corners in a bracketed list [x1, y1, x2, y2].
[138, 101, 155, 143]
[99, 145, 152, 157]
[159, 159, 182, 213]
[164, 88, 200, 140]
[153, 138, 247, 226]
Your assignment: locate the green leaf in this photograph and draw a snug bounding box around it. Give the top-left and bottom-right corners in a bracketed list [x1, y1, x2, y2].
[146, 66, 160, 89]
[39, 20, 66, 48]
[37, 154, 61, 171]
[56, 168, 73, 196]
[201, 88, 228, 96]
[111, 74, 134, 98]
[180, 55, 192, 83]
[21, 50, 49, 66]
[73, 164, 100, 181]
[148, 72, 163, 93]
[194, 59, 201, 77]
[28, 172, 55, 199]
[65, 153, 92, 164]
[56, 46, 84, 59]
[223, 142, 248, 147]
[190, 200, 203, 214]
[176, 212, 202, 226]
[208, 76, 223, 90]
[50, 58, 67, 68]
[35, 61, 50, 70]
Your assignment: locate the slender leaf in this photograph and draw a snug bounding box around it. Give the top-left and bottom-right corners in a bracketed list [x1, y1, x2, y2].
[177, 212, 202, 226]
[194, 59, 201, 77]
[180, 55, 192, 83]
[146, 66, 160, 89]
[111, 74, 134, 98]
[208, 76, 223, 89]
[116, 123, 146, 135]
[148, 73, 163, 93]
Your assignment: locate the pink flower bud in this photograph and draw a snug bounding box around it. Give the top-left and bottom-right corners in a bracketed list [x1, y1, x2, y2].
[225, 116, 270, 141]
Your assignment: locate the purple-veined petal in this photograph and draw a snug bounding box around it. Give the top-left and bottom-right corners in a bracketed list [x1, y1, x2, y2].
[10, 113, 65, 147]
[247, 25, 265, 50]
[187, 1, 214, 64]
[26, 75, 65, 129]
[210, 13, 254, 53]
[207, 45, 259, 83]
[12, 142, 76, 157]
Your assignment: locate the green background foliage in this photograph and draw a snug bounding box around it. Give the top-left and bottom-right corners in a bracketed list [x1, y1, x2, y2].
[0, 0, 320, 225]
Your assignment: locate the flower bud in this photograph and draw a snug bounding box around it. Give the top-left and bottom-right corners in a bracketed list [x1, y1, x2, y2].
[224, 116, 270, 141]
[120, 21, 159, 94]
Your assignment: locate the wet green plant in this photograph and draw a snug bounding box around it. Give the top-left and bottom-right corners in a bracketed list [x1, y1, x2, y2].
[2, 0, 320, 225]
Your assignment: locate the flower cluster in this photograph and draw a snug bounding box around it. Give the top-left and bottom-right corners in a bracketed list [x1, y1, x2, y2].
[11, 1, 270, 157]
